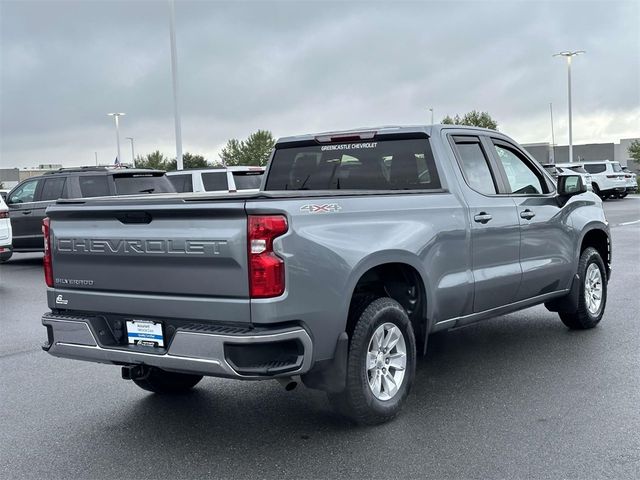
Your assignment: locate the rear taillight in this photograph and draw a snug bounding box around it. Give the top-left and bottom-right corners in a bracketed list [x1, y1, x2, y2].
[0, 211, 9, 219]
[248, 215, 288, 298]
[42, 217, 53, 287]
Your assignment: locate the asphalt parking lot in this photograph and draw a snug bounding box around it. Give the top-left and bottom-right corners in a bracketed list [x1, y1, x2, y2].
[1, 198, 639, 479]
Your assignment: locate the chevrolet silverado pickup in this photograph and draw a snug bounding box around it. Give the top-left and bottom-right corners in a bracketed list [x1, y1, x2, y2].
[41, 125, 611, 425]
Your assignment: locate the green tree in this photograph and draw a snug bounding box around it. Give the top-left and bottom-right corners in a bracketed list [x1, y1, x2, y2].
[628, 139, 640, 164]
[441, 110, 498, 130]
[219, 130, 275, 166]
[135, 150, 169, 170]
[166, 152, 212, 171]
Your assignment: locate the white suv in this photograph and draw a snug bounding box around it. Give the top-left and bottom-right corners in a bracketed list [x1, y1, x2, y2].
[0, 195, 13, 262]
[582, 160, 626, 200]
[167, 166, 265, 193]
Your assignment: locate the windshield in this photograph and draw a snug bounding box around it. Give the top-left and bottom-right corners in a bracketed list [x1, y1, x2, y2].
[567, 166, 588, 174]
[232, 171, 263, 190]
[265, 138, 441, 191]
[113, 173, 176, 195]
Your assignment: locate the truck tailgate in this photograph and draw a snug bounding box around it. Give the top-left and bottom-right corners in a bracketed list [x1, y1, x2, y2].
[46, 199, 250, 322]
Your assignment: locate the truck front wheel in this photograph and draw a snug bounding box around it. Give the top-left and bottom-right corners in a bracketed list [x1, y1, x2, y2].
[132, 367, 203, 394]
[559, 247, 607, 329]
[328, 297, 416, 425]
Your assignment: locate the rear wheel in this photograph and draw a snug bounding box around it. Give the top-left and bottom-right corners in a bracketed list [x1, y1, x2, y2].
[132, 367, 203, 393]
[328, 297, 416, 425]
[0, 250, 12, 262]
[559, 247, 607, 329]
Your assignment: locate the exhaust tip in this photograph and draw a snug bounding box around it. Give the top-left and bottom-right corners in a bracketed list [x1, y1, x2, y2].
[277, 377, 298, 391]
[284, 381, 298, 391]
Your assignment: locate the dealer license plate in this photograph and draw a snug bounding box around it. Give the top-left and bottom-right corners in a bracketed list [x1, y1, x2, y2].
[126, 320, 164, 347]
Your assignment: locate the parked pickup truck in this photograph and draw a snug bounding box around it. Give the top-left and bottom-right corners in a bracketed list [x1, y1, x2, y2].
[41, 125, 611, 425]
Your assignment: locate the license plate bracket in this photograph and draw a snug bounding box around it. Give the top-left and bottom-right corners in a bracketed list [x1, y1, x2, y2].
[126, 320, 164, 347]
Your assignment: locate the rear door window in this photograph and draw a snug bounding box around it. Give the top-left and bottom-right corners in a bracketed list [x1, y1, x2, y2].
[79, 175, 111, 197]
[39, 177, 67, 201]
[452, 137, 497, 195]
[232, 171, 263, 190]
[202, 172, 229, 191]
[168, 174, 194, 193]
[583, 164, 606, 174]
[265, 138, 440, 191]
[113, 174, 175, 195]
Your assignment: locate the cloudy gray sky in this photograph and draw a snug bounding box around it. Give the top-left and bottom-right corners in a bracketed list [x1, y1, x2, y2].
[1, 0, 638, 168]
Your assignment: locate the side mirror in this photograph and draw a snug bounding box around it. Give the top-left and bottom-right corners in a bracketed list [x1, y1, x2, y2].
[558, 175, 586, 197]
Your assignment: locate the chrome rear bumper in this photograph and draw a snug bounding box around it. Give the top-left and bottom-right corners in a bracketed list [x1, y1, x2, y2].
[42, 313, 313, 379]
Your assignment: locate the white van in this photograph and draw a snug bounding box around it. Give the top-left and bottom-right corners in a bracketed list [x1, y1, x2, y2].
[166, 166, 265, 193]
[0, 195, 13, 262]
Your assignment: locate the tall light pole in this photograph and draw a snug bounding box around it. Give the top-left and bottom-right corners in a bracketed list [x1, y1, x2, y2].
[549, 102, 556, 163]
[107, 113, 125, 164]
[553, 50, 585, 162]
[428, 107, 434, 125]
[169, 0, 183, 170]
[126, 137, 135, 166]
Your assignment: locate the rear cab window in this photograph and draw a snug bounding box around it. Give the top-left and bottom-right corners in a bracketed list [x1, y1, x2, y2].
[113, 173, 175, 195]
[265, 138, 441, 191]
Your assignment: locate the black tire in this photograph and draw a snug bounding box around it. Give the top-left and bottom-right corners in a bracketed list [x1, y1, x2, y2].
[593, 184, 608, 200]
[0, 250, 12, 263]
[620, 193, 628, 198]
[132, 367, 203, 393]
[559, 247, 607, 330]
[328, 297, 416, 425]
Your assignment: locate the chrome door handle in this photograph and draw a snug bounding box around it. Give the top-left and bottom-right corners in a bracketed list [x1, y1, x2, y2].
[520, 209, 535, 220]
[22, 210, 32, 215]
[473, 212, 493, 224]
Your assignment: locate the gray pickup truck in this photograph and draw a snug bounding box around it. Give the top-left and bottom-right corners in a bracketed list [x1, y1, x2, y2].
[41, 125, 610, 425]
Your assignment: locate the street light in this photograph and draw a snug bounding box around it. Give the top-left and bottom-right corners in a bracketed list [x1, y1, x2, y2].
[125, 137, 135, 166]
[169, 0, 183, 170]
[549, 102, 556, 163]
[107, 113, 126, 165]
[553, 50, 585, 162]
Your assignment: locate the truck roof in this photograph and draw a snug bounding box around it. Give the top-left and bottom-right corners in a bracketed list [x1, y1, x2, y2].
[275, 124, 500, 145]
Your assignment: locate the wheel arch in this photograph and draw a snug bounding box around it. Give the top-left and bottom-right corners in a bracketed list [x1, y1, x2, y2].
[578, 225, 611, 280]
[344, 252, 431, 354]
